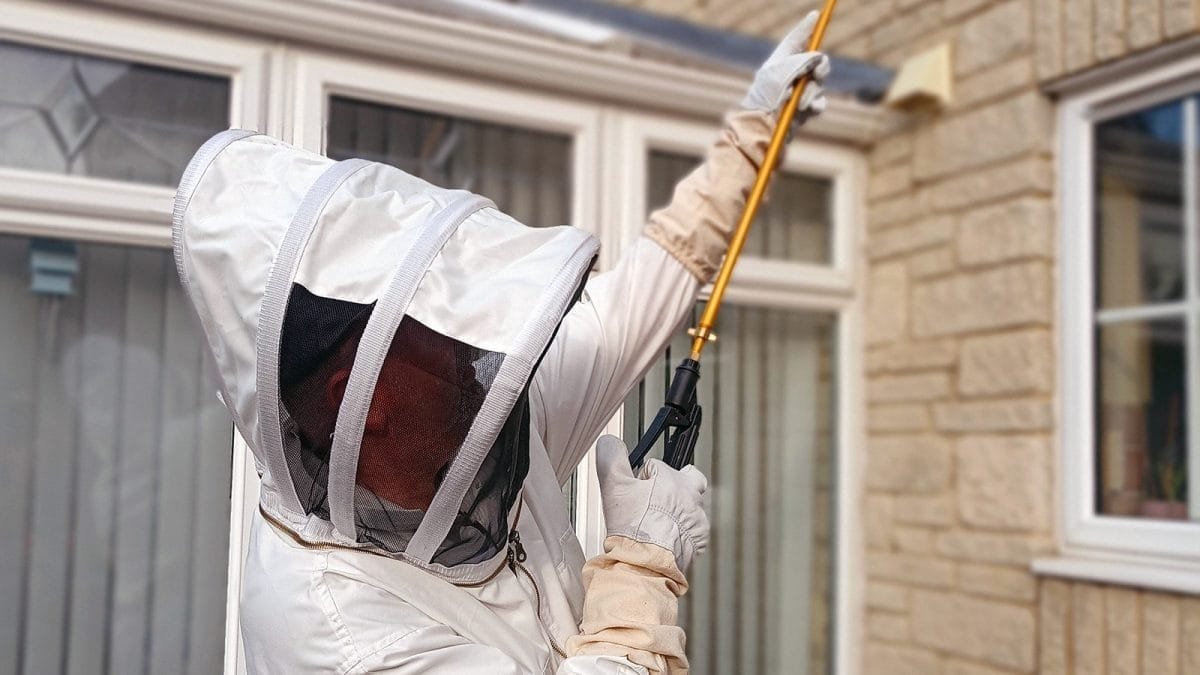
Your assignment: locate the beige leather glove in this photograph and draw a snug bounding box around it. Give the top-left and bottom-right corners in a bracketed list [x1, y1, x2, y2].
[565, 437, 710, 674]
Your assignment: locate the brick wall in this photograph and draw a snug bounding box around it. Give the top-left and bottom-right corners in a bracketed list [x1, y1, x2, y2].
[610, 1, 1200, 673]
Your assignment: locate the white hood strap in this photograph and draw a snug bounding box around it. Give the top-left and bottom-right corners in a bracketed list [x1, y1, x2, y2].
[407, 238, 597, 565]
[255, 157, 372, 516]
[171, 128, 259, 434]
[327, 191, 494, 540]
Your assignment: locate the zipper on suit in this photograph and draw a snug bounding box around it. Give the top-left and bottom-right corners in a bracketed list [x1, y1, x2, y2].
[507, 528, 568, 660]
[453, 502, 568, 661]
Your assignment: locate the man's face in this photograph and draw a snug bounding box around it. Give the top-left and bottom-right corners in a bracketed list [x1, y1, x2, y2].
[351, 320, 487, 509]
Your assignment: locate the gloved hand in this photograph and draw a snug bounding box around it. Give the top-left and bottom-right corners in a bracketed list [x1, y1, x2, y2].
[740, 10, 831, 120]
[594, 435, 709, 572]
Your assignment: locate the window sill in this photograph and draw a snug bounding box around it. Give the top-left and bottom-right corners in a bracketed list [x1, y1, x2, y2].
[1032, 554, 1200, 595]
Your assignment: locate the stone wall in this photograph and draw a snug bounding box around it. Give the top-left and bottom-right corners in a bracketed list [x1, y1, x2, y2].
[607, 1, 1200, 673]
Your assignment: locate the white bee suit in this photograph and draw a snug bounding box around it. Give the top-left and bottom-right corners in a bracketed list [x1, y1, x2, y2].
[172, 11, 827, 672]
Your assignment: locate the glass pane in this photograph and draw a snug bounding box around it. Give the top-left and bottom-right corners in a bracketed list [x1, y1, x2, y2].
[326, 96, 572, 228]
[1094, 99, 1185, 308]
[1095, 319, 1190, 520]
[624, 306, 837, 674]
[0, 234, 232, 673]
[648, 150, 833, 264]
[0, 41, 231, 186]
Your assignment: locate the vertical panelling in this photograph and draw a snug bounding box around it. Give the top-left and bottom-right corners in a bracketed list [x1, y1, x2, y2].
[0, 238, 38, 675]
[109, 248, 165, 675]
[22, 279, 83, 675]
[65, 245, 126, 675]
[147, 267, 203, 675]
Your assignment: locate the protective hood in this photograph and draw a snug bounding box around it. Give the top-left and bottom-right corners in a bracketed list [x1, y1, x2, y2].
[173, 130, 597, 580]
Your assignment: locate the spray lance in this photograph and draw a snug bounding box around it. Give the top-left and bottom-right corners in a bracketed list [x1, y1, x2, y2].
[629, 0, 840, 471]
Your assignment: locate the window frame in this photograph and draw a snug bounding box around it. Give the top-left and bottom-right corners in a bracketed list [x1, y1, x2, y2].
[287, 51, 602, 237]
[606, 110, 866, 675]
[1057, 53, 1200, 571]
[0, 1, 269, 248]
[611, 111, 860, 307]
[0, 4, 272, 672]
[4, 2, 872, 671]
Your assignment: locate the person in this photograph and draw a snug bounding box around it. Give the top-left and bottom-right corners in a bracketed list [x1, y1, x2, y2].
[171, 10, 828, 674]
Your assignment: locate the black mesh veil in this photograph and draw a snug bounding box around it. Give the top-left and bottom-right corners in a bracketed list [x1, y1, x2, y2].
[277, 283, 530, 565]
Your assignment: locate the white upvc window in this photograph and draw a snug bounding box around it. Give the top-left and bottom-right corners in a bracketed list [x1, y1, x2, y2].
[0, 3, 270, 674]
[1051, 51, 1200, 591]
[609, 111, 864, 675]
[2, 1, 871, 672]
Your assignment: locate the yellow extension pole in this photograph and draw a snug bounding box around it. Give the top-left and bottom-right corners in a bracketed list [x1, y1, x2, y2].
[689, 0, 840, 361]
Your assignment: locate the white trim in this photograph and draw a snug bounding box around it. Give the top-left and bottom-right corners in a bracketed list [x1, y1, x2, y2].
[611, 108, 865, 674]
[1186, 96, 1200, 522]
[89, 0, 886, 144]
[1058, 55, 1200, 572]
[1033, 555, 1200, 595]
[287, 51, 603, 237]
[1095, 302, 1190, 324]
[0, 1, 270, 246]
[614, 110, 861, 306]
[224, 432, 260, 675]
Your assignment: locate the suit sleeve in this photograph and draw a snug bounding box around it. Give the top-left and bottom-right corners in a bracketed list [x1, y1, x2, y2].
[531, 110, 777, 482]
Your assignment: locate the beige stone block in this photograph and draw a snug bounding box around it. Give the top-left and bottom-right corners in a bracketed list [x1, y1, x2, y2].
[958, 563, 1037, 603]
[958, 329, 1053, 396]
[871, 163, 914, 201]
[911, 590, 1035, 670]
[1182, 597, 1200, 675]
[1129, 0, 1163, 49]
[1104, 586, 1140, 675]
[944, 659, 1016, 675]
[913, 92, 1051, 180]
[1034, 0, 1064, 80]
[869, 404, 933, 432]
[956, 198, 1054, 266]
[872, 131, 915, 168]
[830, 0, 903, 47]
[1039, 579, 1071, 675]
[955, 0, 1033, 76]
[868, 339, 959, 373]
[929, 156, 1052, 212]
[867, 580, 913, 612]
[1165, 0, 1200, 37]
[895, 494, 957, 526]
[1072, 583, 1105, 674]
[868, 552, 957, 589]
[943, 0, 992, 20]
[870, 216, 956, 259]
[869, 372, 952, 403]
[912, 262, 1051, 337]
[910, 246, 957, 279]
[868, 611, 912, 641]
[872, 2, 943, 54]
[867, 262, 909, 345]
[869, 192, 922, 231]
[936, 530, 1052, 565]
[892, 526, 937, 553]
[957, 435, 1050, 531]
[954, 58, 1036, 110]
[1064, 0, 1095, 72]
[1094, 0, 1128, 61]
[865, 643, 944, 675]
[934, 399, 1053, 432]
[866, 494, 895, 550]
[1143, 593, 1181, 675]
[837, 35, 872, 60]
[867, 434, 953, 493]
